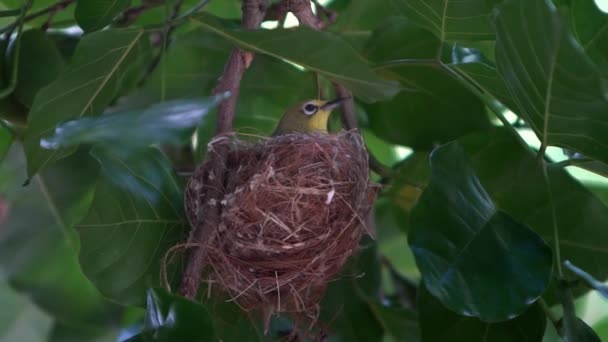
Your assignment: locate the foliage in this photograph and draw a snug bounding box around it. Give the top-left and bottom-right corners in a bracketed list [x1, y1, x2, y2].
[1, 0, 608, 341]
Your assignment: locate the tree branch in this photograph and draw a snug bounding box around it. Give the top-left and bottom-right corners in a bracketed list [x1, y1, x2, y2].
[0, 0, 73, 34]
[178, 0, 268, 299]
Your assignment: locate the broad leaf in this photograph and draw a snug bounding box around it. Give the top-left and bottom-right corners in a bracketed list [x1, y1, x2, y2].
[493, 0, 608, 164]
[10, 29, 66, 108]
[75, 0, 131, 32]
[418, 284, 546, 341]
[191, 13, 400, 103]
[0, 282, 53, 342]
[458, 129, 608, 303]
[125, 288, 216, 342]
[368, 301, 420, 342]
[77, 146, 184, 306]
[409, 142, 552, 321]
[390, 0, 497, 42]
[23, 28, 150, 178]
[364, 18, 491, 149]
[572, 318, 602, 342]
[39, 96, 227, 150]
[571, 0, 608, 75]
[0, 145, 119, 325]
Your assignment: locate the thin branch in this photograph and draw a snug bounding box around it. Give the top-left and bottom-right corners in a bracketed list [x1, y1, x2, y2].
[0, 0, 73, 34]
[178, 0, 268, 299]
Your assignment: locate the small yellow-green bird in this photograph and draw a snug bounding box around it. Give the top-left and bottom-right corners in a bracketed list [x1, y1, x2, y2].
[272, 98, 346, 136]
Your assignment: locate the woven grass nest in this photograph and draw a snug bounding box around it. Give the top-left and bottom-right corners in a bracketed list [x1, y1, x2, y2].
[184, 130, 376, 319]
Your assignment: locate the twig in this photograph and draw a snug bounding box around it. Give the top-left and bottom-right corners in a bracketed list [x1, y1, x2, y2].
[114, 1, 164, 27]
[178, 0, 268, 299]
[0, 0, 73, 34]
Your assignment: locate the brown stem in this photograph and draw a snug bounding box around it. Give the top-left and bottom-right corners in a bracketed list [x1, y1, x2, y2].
[178, 0, 268, 299]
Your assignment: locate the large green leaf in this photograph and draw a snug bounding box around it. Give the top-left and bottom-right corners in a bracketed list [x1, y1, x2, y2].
[458, 129, 608, 303]
[9, 29, 66, 108]
[409, 142, 552, 321]
[0, 282, 53, 342]
[190, 13, 400, 103]
[75, 0, 131, 32]
[77, 146, 184, 306]
[418, 284, 546, 342]
[39, 96, 227, 150]
[571, 0, 608, 75]
[364, 17, 491, 149]
[493, 0, 608, 164]
[0, 144, 119, 325]
[390, 0, 497, 42]
[126, 288, 216, 342]
[23, 28, 150, 178]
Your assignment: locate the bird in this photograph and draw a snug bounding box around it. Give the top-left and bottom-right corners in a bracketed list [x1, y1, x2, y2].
[272, 98, 346, 136]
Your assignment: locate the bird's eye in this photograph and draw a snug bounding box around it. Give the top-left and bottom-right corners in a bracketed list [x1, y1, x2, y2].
[302, 103, 318, 115]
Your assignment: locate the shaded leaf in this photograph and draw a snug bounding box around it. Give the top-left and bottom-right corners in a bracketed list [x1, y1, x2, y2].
[572, 318, 602, 342]
[77, 146, 184, 306]
[368, 301, 420, 342]
[418, 284, 546, 342]
[390, 0, 497, 42]
[23, 28, 150, 178]
[364, 18, 491, 149]
[458, 128, 608, 303]
[191, 13, 400, 103]
[9, 29, 66, 108]
[0, 125, 11, 161]
[126, 288, 215, 342]
[409, 142, 552, 321]
[571, 0, 608, 75]
[75, 0, 131, 32]
[40, 95, 227, 150]
[0, 144, 120, 325]
[493, 0, 608, 164]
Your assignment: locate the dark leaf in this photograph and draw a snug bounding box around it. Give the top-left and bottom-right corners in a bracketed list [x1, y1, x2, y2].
[368, 301, 420, 342]
[0, 125, 11, 161]
[364, 18, 491, 149]
[77, 146, 184, 306]
[75, 0, 131, 32]
[572, 318, 602, 342]
[23, 28, 151, 178]
[571, 0, 608, 75]
[493, 0, 608, 164]
[9, 29, 66, 108]
[409, 142, 552, 321]
[191, 13, 400, 103]
[418, 284, 546, 342]
[458, 129, 608, 303]
[125, 288, 216, 342]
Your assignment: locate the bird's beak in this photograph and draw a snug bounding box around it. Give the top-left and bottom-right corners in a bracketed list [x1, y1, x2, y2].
[321, 97, 349, 111]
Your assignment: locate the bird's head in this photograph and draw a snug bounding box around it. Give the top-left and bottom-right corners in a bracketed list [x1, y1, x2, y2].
[273, 98, 346, 136]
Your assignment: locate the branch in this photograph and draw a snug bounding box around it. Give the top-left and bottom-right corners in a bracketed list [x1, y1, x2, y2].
[0, 0, 73, 34]
[178, 0, 268, 299]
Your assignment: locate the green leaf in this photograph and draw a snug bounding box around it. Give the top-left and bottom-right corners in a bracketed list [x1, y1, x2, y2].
[493, 0, 608, 164]
[564, 260, 608, 299]
[368, 301, 420, 342]
[23, 28, 150, 178]
[0, 282, 53, 342]
[76, 146, 184, 306]
[418, 284, 546, 341]
[75, 0, 131, 32]
[10, 29, 66, 108]
[190, 13, 400, 103]
[390, 0, 497, 42]
[126, 288, 216, 342]
[364, 18, 491, 149]
[39, 95, 227, 150]
[572, 318, 602, 342]
[571, 0, 608, 75]
[409, 142, 553, 321]
[0, 144, 119, 325]
[0, 125, 11, 161]
[458, 129, 608, 303]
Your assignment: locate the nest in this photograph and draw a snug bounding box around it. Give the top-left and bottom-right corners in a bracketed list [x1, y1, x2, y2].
[184, 131, 376, 318]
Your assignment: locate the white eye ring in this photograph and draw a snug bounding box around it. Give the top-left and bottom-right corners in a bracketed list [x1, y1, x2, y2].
[302, 103, 318, 115]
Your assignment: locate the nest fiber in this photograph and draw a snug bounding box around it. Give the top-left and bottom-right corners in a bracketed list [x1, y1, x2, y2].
[185, 131, 375, 315]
